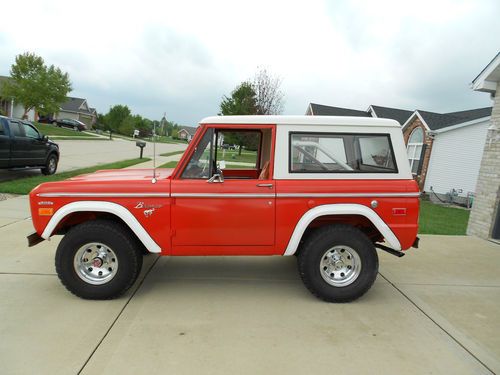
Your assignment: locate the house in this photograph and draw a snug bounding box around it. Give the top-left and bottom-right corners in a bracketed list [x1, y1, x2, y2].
[306, 103, 492, 203]
[56, 97, 97, 128]
[0, 75, 36, 121]
[306, 103, 414, 125]
[178, 126, 198, 142]
[467, 52, 500, 241]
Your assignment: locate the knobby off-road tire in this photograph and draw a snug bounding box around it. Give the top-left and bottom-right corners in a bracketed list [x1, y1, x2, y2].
[55, 220, 143, 299]
[298, 224, 379, 303]
[41, 154, 58, 175]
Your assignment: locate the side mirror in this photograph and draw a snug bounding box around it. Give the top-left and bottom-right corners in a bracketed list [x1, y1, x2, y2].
[41, 135, 48, 142]
[207, 166, 224, 183]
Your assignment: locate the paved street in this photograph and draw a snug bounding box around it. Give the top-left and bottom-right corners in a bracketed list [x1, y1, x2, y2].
[0, 137, 187, 182]
[0, 176, 498, 374]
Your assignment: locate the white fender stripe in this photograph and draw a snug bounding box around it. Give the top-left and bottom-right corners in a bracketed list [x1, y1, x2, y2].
[41, 201, 161, 253]
[283, 204, 401, 255]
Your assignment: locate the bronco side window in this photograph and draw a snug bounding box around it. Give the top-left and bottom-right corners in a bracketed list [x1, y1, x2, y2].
[181, 127, 272, 180]
[290, 132, 397, 173]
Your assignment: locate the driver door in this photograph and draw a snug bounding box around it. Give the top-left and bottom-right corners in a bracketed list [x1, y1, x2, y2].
[170, 126, 276, 251]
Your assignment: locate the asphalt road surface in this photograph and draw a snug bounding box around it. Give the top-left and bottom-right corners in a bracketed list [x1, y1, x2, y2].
[0, 138, 186, 183]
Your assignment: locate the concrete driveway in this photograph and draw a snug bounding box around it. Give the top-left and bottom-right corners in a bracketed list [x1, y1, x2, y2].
[0, 138, 186, 182]
[0, 196, 498, 374]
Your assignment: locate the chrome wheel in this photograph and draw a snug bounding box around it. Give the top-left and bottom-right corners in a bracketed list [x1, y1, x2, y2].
[48, 157, 56, 174]
[319, 245, 361, 287]
[73, 242, 119, 285]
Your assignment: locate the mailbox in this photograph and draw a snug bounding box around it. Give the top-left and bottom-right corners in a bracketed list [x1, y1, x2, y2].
[136, 141, 146, 158]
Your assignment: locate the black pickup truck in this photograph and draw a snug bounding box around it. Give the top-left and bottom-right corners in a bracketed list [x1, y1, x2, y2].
[0, 116, 59, 175]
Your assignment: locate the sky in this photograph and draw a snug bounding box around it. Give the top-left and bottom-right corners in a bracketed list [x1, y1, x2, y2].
[0, 0, 499, 125]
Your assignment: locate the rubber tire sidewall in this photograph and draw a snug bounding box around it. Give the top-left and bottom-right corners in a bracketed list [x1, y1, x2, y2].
[298, 225, 379, 303]
[41, 154, 58, 175]
[55, 220, 143, 299]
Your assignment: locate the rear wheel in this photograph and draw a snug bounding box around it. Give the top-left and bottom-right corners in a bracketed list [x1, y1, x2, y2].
[298, 224, 378, 303]
[55, 220, 143, 299]
[41, 154, 58, 175]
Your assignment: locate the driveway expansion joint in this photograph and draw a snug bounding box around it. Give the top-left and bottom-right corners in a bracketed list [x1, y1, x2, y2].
[77, 255, 160, 375]
[379, 272, 496, 375]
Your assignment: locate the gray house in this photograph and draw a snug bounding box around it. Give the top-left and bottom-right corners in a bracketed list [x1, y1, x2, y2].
[57, 97, 96, 128]
[467, 52, 500, 241]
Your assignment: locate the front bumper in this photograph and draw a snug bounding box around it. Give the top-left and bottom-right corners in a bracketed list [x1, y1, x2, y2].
[27, 232, 45, 247]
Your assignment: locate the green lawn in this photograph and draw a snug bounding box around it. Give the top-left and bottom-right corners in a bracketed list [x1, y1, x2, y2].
[0, 158, 150, 195]
[218, 150, 257, 164]
[49, 137, 108, 141]
[157, 136, 188, 144]
[34, 122, 97, 137]
[157, 161, 253, 170]
[418, 200, 470, 235]
[159, 150, 185, 157]
[158, 161, 179, 168]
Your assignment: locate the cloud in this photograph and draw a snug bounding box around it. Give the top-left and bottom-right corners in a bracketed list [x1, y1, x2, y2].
[0, 0, 498, 124]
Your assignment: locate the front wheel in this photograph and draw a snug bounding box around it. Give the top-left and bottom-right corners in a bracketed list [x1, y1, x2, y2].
[55, 220, 143, 299]
[41, 154, 58, 175]
[298, 224, 379, 303]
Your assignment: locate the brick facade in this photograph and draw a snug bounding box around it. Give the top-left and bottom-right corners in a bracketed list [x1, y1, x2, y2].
[403, 117, 434, 190]
[467, 92, 500, 239]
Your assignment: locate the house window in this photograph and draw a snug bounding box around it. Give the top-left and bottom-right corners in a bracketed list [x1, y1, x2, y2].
[407, 127, 424, 175]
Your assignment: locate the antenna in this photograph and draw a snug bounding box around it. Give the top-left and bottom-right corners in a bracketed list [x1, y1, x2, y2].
[151, 119, 157, 184]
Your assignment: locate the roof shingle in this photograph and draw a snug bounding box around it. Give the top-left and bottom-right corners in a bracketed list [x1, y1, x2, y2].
[309, 103, 370, 117]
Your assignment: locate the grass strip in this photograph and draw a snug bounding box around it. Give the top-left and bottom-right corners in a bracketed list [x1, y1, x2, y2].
[158, 161, 179, 168]
[159, 150, 185, 157]
[0, 158, 151, 195]
[418, 200, 470, 235]
[49, 137, 109, 141]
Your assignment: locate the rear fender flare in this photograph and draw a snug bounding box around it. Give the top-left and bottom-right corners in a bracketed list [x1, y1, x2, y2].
[41, 201, 161, 253]
[283, 203, 401, 255]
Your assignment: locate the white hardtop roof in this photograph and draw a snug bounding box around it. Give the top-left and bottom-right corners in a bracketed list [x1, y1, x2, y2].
[200, 115, 400, 128]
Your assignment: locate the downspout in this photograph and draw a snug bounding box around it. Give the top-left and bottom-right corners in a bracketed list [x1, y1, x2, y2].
[10, 99, 14, 117]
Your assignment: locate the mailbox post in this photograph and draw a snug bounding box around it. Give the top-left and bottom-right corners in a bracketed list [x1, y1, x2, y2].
[136, 141, 146, 159]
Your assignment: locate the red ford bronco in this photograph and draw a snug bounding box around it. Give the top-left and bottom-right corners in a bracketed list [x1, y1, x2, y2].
[28, 116, 419, 302]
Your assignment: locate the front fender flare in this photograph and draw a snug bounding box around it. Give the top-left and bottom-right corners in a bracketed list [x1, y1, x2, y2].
[283, 203, 401, 255]
[41, 201, 161, 253]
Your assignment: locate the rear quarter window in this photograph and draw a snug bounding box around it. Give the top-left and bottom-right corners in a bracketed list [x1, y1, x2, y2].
[290, 132, 397, 173]
[8, 121, 23, 137]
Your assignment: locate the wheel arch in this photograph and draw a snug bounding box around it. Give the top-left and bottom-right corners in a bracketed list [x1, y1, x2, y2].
[284, 204, 401, 256]
[41, 201, 161, 253]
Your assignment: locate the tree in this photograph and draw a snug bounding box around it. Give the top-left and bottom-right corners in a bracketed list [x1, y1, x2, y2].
[3, 52, 71, 118]
[219, 81, 257, 116]
[105, 105, 131, 132]
[219, 82, 259, 154]
[253, 68, 284, 115]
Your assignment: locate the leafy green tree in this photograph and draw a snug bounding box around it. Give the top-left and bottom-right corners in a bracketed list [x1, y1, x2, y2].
[3, 52, 71, 118]
[219, 82, 258, 154]
[105, 105, 131, 132]
[219, 82, 257, 116]
[118, 115, 135, 136]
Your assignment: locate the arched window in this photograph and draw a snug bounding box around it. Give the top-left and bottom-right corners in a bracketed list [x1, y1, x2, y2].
[407, 127, 424, 175]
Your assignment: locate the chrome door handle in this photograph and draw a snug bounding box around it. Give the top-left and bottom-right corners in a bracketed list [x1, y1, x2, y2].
[256, 183, 273, 188]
